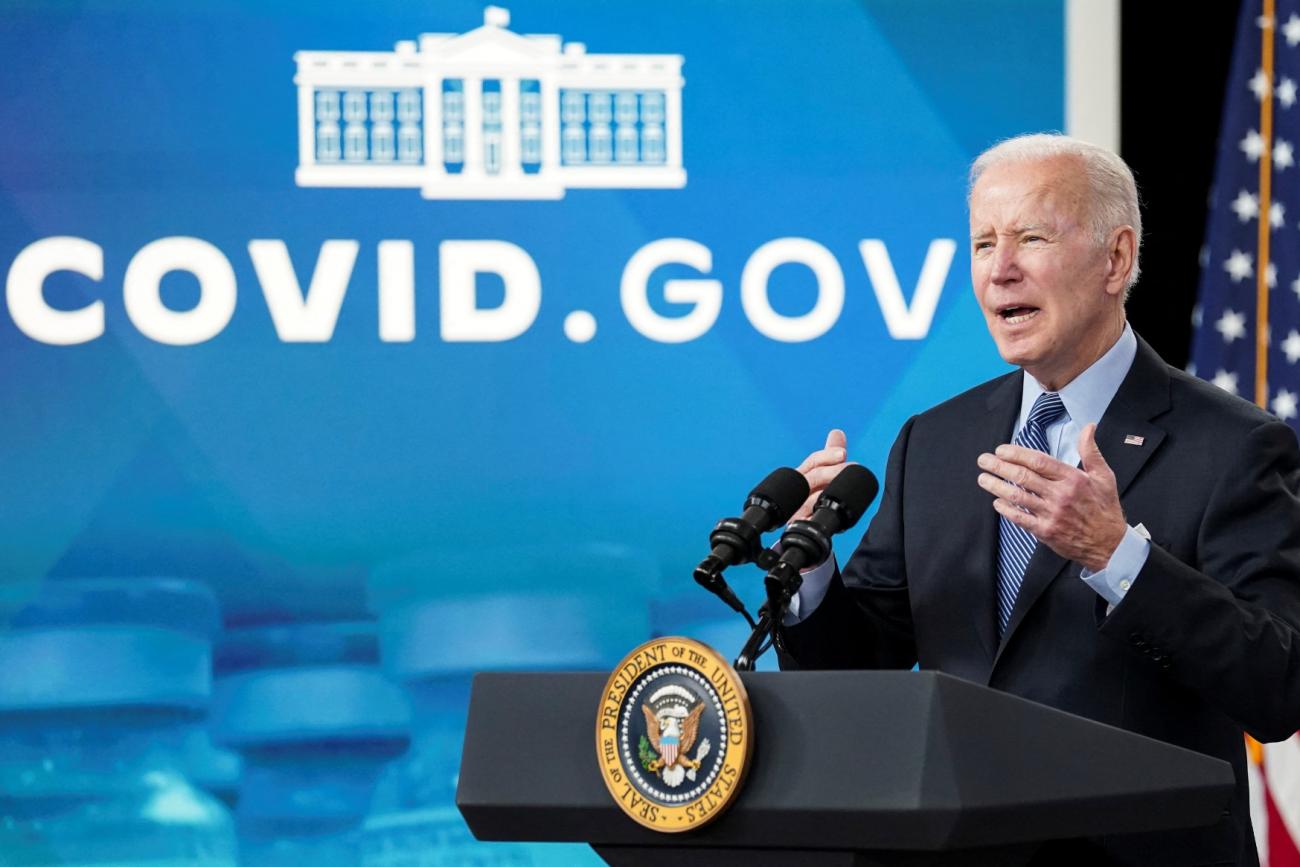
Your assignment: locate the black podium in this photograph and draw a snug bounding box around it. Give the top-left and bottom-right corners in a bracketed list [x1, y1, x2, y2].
[457, 670, 1234, 866]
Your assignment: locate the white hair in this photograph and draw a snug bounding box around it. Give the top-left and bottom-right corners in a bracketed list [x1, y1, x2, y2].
[968, 133, 1143, 290]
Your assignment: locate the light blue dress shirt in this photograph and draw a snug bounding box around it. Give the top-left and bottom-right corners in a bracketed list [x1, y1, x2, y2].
[788, 324, 1149, 623]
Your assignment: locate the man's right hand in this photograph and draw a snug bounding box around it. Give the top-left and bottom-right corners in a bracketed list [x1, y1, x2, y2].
[793, 429, 850, 521]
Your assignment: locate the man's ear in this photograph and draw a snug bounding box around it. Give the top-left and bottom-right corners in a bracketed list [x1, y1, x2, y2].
[1105, 226, 1137, 297]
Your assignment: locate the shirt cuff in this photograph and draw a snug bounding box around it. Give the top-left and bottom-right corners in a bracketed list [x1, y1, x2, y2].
[782, 554, 837, 625]
[1079, 524, 1150, 607]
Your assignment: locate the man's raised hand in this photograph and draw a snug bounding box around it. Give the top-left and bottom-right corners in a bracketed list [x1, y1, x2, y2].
[975, 422, 1127, 571]
[793, 429, 850, 522]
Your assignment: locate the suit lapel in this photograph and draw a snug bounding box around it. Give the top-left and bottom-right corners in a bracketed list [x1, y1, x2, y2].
[959, 372, 1022, 669]
[991, 335, 1170, 669]
[1094, 337, 1170, 498]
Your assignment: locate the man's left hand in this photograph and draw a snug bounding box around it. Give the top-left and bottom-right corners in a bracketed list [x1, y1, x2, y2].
[976, 422, 1127, 572]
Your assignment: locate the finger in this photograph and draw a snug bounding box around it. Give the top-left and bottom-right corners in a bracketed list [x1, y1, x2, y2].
[791, 490, 820, 522]
[976, 452, 1051, 497]
[804, 462, 850, 492]
[797, 445, 848, 474]
[992, 497, 1042, 534]
[1078, 423, 1112, 476]
[977, 472, 1044, 511]
[794, 461, 861, 522]
[992, 443, 1071, 480]
[825, 428, 847, 452]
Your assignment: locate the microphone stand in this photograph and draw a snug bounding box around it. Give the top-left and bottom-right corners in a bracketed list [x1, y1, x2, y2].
[735, 518, 834, 670]
[734, 548, 801, 671]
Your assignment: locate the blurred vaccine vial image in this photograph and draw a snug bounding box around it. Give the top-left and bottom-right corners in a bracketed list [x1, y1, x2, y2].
[212, 619, 411, 866]
[363, 544, 654, 866]
[0, 578, 238, 865]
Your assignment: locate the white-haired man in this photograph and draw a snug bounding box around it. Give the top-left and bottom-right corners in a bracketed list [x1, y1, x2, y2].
[780, 133, 1300, 866]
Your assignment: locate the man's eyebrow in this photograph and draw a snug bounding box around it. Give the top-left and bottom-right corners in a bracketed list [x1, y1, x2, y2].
[970, 224, 1052, 239]
[1006, 224, 1056, 236]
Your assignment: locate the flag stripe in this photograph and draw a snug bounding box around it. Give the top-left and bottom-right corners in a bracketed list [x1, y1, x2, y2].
[1269, 782, 1300, 867]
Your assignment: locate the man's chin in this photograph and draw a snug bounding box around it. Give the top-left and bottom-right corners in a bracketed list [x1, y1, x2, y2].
[990, 338, 1038, 370]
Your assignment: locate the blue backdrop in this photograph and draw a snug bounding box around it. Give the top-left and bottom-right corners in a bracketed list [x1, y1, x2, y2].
[0, 1, 1064, 862]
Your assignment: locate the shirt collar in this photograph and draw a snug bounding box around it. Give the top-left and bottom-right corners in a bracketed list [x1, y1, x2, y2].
[1018, 323, 1137, 430]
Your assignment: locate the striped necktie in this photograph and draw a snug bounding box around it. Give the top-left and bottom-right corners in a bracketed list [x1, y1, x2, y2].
[996, 391, 1067, 635]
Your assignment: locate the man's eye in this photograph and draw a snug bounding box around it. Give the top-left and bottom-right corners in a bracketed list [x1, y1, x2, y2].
[1024, 235, 1044, 243]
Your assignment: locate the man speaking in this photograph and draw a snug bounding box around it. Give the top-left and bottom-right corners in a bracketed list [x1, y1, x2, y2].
[780, 133, 1300, 866]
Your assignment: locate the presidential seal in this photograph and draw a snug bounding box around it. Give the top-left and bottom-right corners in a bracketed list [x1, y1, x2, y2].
[595, 636, 753, 832]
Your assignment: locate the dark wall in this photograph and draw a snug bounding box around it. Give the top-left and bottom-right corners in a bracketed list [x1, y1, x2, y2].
[1121, 0, 1242, 368]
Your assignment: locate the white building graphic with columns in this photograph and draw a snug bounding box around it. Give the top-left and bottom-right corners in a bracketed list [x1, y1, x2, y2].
[293, 6, 685, 200]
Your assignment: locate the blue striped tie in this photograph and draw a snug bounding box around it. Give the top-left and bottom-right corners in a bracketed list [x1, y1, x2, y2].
[996, 391, 1067, 635]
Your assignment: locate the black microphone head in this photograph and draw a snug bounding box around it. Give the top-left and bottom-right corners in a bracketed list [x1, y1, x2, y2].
[745, 467, 810, 528]
[815, 464, 879, 531]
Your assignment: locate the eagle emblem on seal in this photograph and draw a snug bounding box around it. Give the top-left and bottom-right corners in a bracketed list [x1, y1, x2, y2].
[638, 684, 712, 787]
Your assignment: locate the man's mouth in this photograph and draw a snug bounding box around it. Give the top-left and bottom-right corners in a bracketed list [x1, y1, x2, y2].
[998, 305, 1040, 325]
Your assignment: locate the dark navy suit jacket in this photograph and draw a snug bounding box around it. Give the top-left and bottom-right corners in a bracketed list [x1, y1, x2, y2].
[780, 336, 1300, 866]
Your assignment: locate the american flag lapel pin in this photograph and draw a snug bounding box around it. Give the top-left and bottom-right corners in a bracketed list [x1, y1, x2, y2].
[1124, 434, 1145, 446]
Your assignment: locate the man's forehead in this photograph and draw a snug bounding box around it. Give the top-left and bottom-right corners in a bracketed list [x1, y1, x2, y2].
[969, 161, 1086, 230]
[972, 155, 1085, 197]
[974, 152, 1085, 187]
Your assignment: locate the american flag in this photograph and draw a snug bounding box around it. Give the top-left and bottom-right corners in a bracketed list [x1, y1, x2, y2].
[1191, 0, 1300, 429]
[1191, 3, 1300, 862]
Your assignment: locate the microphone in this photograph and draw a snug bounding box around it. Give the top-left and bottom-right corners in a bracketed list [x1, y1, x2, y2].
[766, 464, 879, 594]
[693, 467, 809, 614]
[733, 464, 879, 672]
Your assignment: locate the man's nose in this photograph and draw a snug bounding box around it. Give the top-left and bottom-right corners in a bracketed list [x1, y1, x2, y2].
[989, 243, 1019, 284]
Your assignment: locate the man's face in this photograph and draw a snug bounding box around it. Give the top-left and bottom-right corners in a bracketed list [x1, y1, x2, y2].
[968, 156, 1123, 389]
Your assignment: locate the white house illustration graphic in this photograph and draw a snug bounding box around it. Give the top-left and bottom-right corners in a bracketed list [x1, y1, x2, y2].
[293, 6, 685, 200]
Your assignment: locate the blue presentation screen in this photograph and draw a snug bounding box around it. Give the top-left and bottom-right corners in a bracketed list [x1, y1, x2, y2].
[0, 0, 1064, 859]
[1, 0, 1062, 613]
